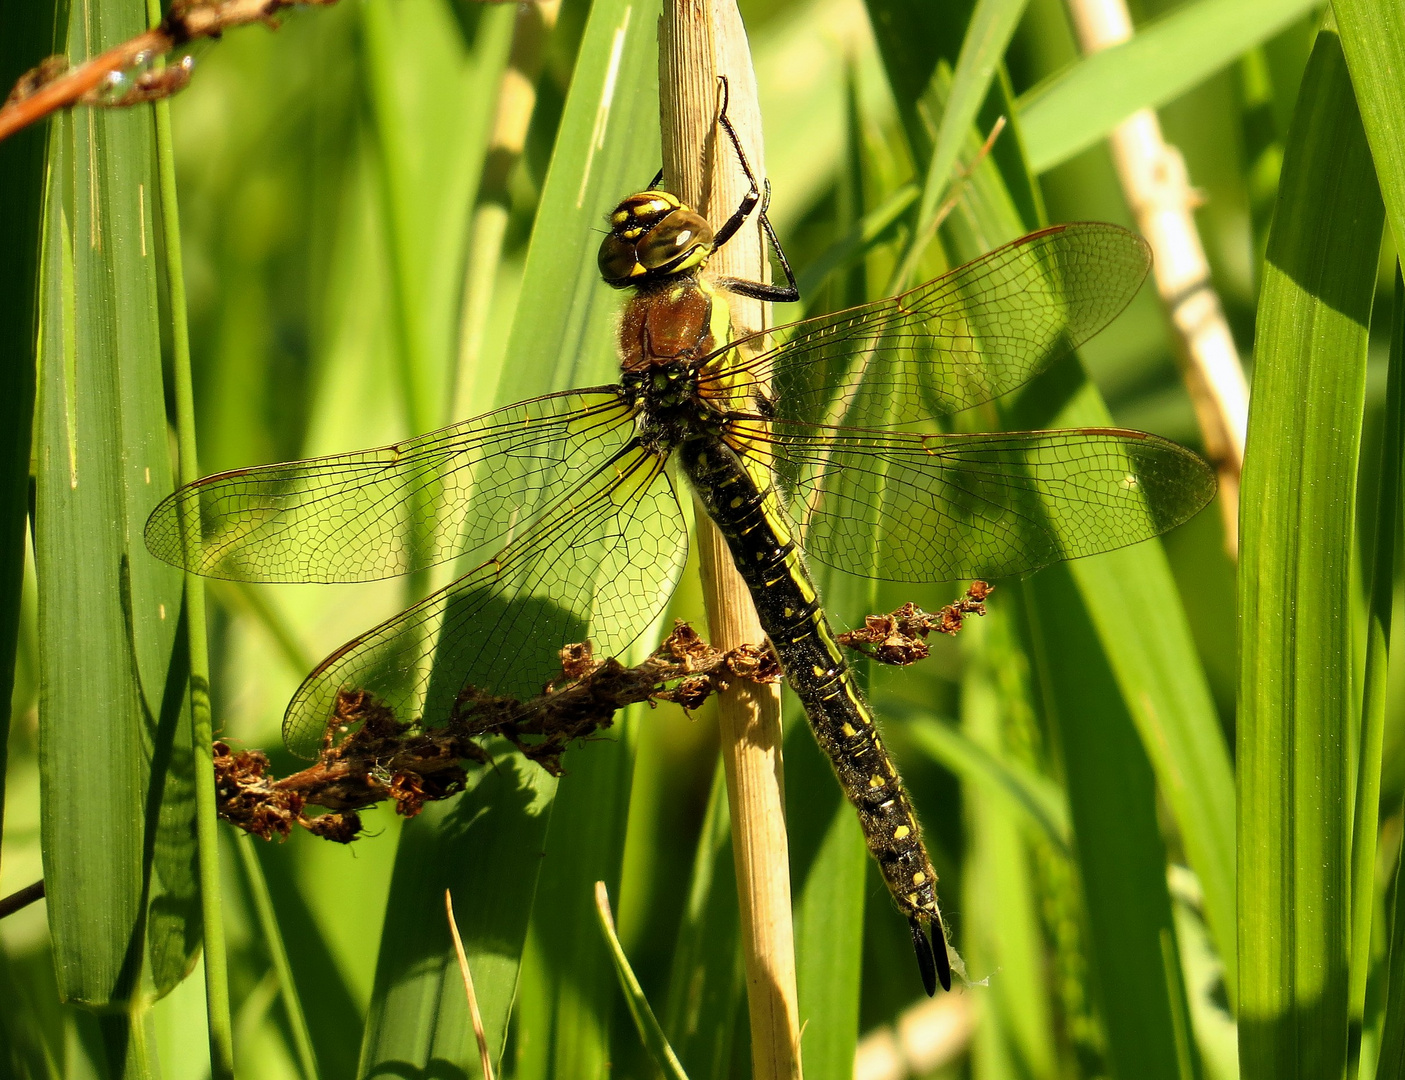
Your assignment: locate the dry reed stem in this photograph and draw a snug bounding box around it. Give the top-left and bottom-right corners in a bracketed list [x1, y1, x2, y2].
[659, 3, 803, 1078]
[1065, 0, 1250, 556]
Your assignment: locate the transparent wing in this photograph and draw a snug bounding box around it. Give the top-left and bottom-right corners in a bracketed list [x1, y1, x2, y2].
[698, 223, 1151, 427]
[742, 422, 1215, 582]
[281, 446, 687, 757]
[144, 389, 633, 583]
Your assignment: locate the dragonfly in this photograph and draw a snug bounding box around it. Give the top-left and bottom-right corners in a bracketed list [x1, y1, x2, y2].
[146, 118, 1215, 996]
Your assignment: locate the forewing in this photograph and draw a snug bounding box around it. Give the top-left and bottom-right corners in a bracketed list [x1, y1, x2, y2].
[700, 223, 1150, 427]
[751, 424, 1215, 582]
[281, 447, 687, 757]
[144, 389, 632, 583]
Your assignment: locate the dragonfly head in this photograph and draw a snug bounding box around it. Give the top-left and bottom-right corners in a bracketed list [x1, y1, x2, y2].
[599, 190, 715, 289]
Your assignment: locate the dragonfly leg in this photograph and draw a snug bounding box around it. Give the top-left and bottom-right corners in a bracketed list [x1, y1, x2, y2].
[709, 75, 800, 304]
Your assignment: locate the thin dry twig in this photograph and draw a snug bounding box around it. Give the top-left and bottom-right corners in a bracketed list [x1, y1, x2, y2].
[445, 889, 495, 1080]
[0, 879, 45, 920]
[214, 621, 778, 841]
[0, 0, 345, 143]
[1064, 0, 1250, 557]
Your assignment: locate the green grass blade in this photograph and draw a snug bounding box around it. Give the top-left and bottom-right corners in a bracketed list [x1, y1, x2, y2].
[786, 713, 866, 1080]
[889, 0, 1028, 288]
[359, 763, 555, 1078]
[960, 613, 1058, 1079]
[234, 836, 319, 1080]
[595, 881, 691, 1080]
[1236, 24, 1384, 1080]
[1351, 265, 1405, 1036]
[1369, 266, 1405, 1080]
[662, 761, 743, 1080]
[359, 2, 659, 1075]
[360, 0, 516, 439]
[901, 712, 1070, 853]
[1020, 569, 1202, 1080]
[148, 9, 234, 1070]
[36, 0, 199, 1035]
[0, 0, 54, 873]
[1018, 0, 1322, 173]
[1333, 0, 1405, 259]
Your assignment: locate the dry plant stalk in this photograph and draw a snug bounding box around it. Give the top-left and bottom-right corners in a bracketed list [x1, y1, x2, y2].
[0, 0, 342, 143]
[445, 890, 496, 1080]
[659, 3, 803, 1077]
[838, 583, 993, 666]
[1065, 0, 1250, 555]
[213, 623, 778, 841]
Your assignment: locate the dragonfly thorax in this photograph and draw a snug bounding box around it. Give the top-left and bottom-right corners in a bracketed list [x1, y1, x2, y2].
[623, 359, 726, 454]
[598, 190, 715, 289]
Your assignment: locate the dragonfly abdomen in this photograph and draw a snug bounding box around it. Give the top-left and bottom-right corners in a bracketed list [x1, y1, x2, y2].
[679, 433, 951, 992]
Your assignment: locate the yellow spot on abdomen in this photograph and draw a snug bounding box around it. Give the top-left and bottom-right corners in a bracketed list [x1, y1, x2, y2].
[841, 722, 856, 737]
[869, 775, 884, 789]
[893, 825, 910, 840]
[913, 871, 927, 885]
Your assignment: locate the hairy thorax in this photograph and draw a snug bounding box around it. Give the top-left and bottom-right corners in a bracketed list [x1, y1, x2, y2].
[619, 274, 736, 454]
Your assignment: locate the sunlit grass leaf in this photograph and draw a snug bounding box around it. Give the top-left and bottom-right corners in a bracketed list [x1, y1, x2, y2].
[1018, 0, 1322, 173]
[1333, 0, 1405, 255]
[1236, 23, 1385, 1080]
[359, 0, 661, 1075]
[595, 881, 691, 1080]
[662, 762, 744, 1080]
[34, 0, 200, 1036]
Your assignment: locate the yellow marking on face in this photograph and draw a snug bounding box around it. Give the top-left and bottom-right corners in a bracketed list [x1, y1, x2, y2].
[612, 209, 630, 225]
[641, 198, 669, 214]
[893, 824, 911, 840]
[913, 871, 927, 885]
[841, 722, 856, 737]
[647, 190, 680, 207]
[622, 226, 643, 240]
[869, 774, 884, 789]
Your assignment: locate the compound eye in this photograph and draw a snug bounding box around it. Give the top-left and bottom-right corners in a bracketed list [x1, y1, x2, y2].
[637, 210, 715, 273]
[598, 235, 642, 286]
